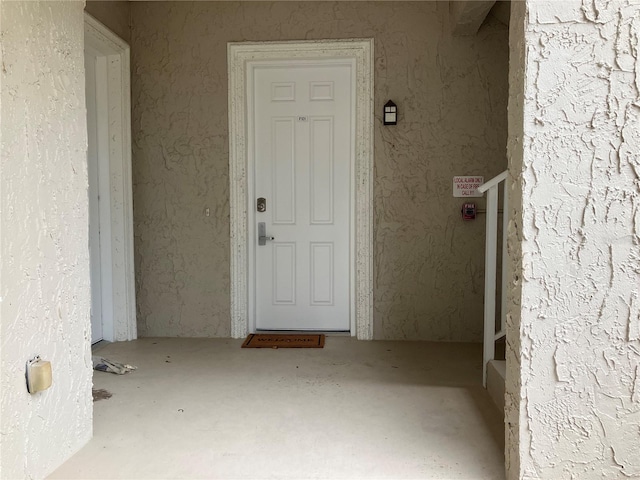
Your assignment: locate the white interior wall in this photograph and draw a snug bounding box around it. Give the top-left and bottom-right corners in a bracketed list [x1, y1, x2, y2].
[0, 1, 93, 478]
[506, 0, 640, 478]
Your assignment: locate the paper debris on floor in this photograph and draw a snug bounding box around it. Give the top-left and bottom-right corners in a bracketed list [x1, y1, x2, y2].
[93, 356, 137, 375]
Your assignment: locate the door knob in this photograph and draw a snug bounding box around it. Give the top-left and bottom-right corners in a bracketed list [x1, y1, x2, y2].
[258, 222, 275, 246]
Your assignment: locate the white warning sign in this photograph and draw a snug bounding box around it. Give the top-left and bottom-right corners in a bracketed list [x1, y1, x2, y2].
[453, 176, 484, 197]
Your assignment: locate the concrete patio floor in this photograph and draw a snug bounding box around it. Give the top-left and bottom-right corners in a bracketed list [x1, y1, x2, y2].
[49, 337, 505, 479]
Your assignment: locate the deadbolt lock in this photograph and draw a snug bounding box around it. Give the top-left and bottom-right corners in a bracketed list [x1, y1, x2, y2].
[257, 197, 266, 212]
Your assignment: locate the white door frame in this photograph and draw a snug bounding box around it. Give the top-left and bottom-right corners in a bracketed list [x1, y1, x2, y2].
[84, 13, 137, 342]
[228, 40, 374, 340]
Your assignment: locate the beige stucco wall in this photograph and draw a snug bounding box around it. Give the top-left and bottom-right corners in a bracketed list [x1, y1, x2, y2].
[0, 1, 93, 478]
[131, 1, 509, 340]
[505, 1, 525, 477]
[84, 0, 130, 44]
[506, 0, 640, 478]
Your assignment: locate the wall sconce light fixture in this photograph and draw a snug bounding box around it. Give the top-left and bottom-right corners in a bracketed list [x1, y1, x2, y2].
[384, 100, 397, 125]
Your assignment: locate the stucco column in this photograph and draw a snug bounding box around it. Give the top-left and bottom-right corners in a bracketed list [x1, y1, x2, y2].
[506, 0, 640, 478]
[0, 1, 93, 478]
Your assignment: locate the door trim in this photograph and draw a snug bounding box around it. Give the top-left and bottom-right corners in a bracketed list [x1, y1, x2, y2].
[228, 40, 374, 340]
[84, 13, 137, 342]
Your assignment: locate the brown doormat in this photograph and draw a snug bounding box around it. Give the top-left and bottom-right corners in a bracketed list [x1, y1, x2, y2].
[241, 334, 325, 349]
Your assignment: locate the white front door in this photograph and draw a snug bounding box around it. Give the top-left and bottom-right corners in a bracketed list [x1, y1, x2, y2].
[253, 62, 353, 331]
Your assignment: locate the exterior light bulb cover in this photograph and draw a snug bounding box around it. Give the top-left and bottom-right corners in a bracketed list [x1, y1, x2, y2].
[384, 100, 397, 125]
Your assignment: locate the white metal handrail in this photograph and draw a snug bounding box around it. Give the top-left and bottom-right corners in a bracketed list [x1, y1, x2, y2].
[478, 170, 508, 387]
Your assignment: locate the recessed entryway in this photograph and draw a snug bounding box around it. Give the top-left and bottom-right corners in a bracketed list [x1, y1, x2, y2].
[228, 40, 374, 339]
[84, 13, 137, 342]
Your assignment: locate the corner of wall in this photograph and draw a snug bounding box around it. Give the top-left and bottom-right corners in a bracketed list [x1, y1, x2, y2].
[84, 0, 131, 44]
[505, 1, 527, 477]
[0, 1, 93, 477]
[508, 0, 640, 477]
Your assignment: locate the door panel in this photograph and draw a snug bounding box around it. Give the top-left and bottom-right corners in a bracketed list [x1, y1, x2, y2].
[254, 64, 352, 331]
[272, 118, 296, 224]
[273, 243, 296, 305]
[310, 242, 334, 305]
[310, 117, 334, 224]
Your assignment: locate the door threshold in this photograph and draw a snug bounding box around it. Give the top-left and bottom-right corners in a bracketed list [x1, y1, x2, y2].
[91, 340, 111, 353]
[255, 330, 351, 337]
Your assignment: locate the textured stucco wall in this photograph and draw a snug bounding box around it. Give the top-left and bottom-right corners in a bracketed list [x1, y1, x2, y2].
[506, 0, 640, 478]
[84, 0, 130, 44]
[505, 1, 526, 477]
[131, 1, 508, 340]
[0, 1, 93, 478]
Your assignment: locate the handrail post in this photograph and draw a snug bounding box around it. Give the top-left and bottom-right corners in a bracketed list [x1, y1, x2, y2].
[500, 178, 509, 337]
[483, 186, 498, 387]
